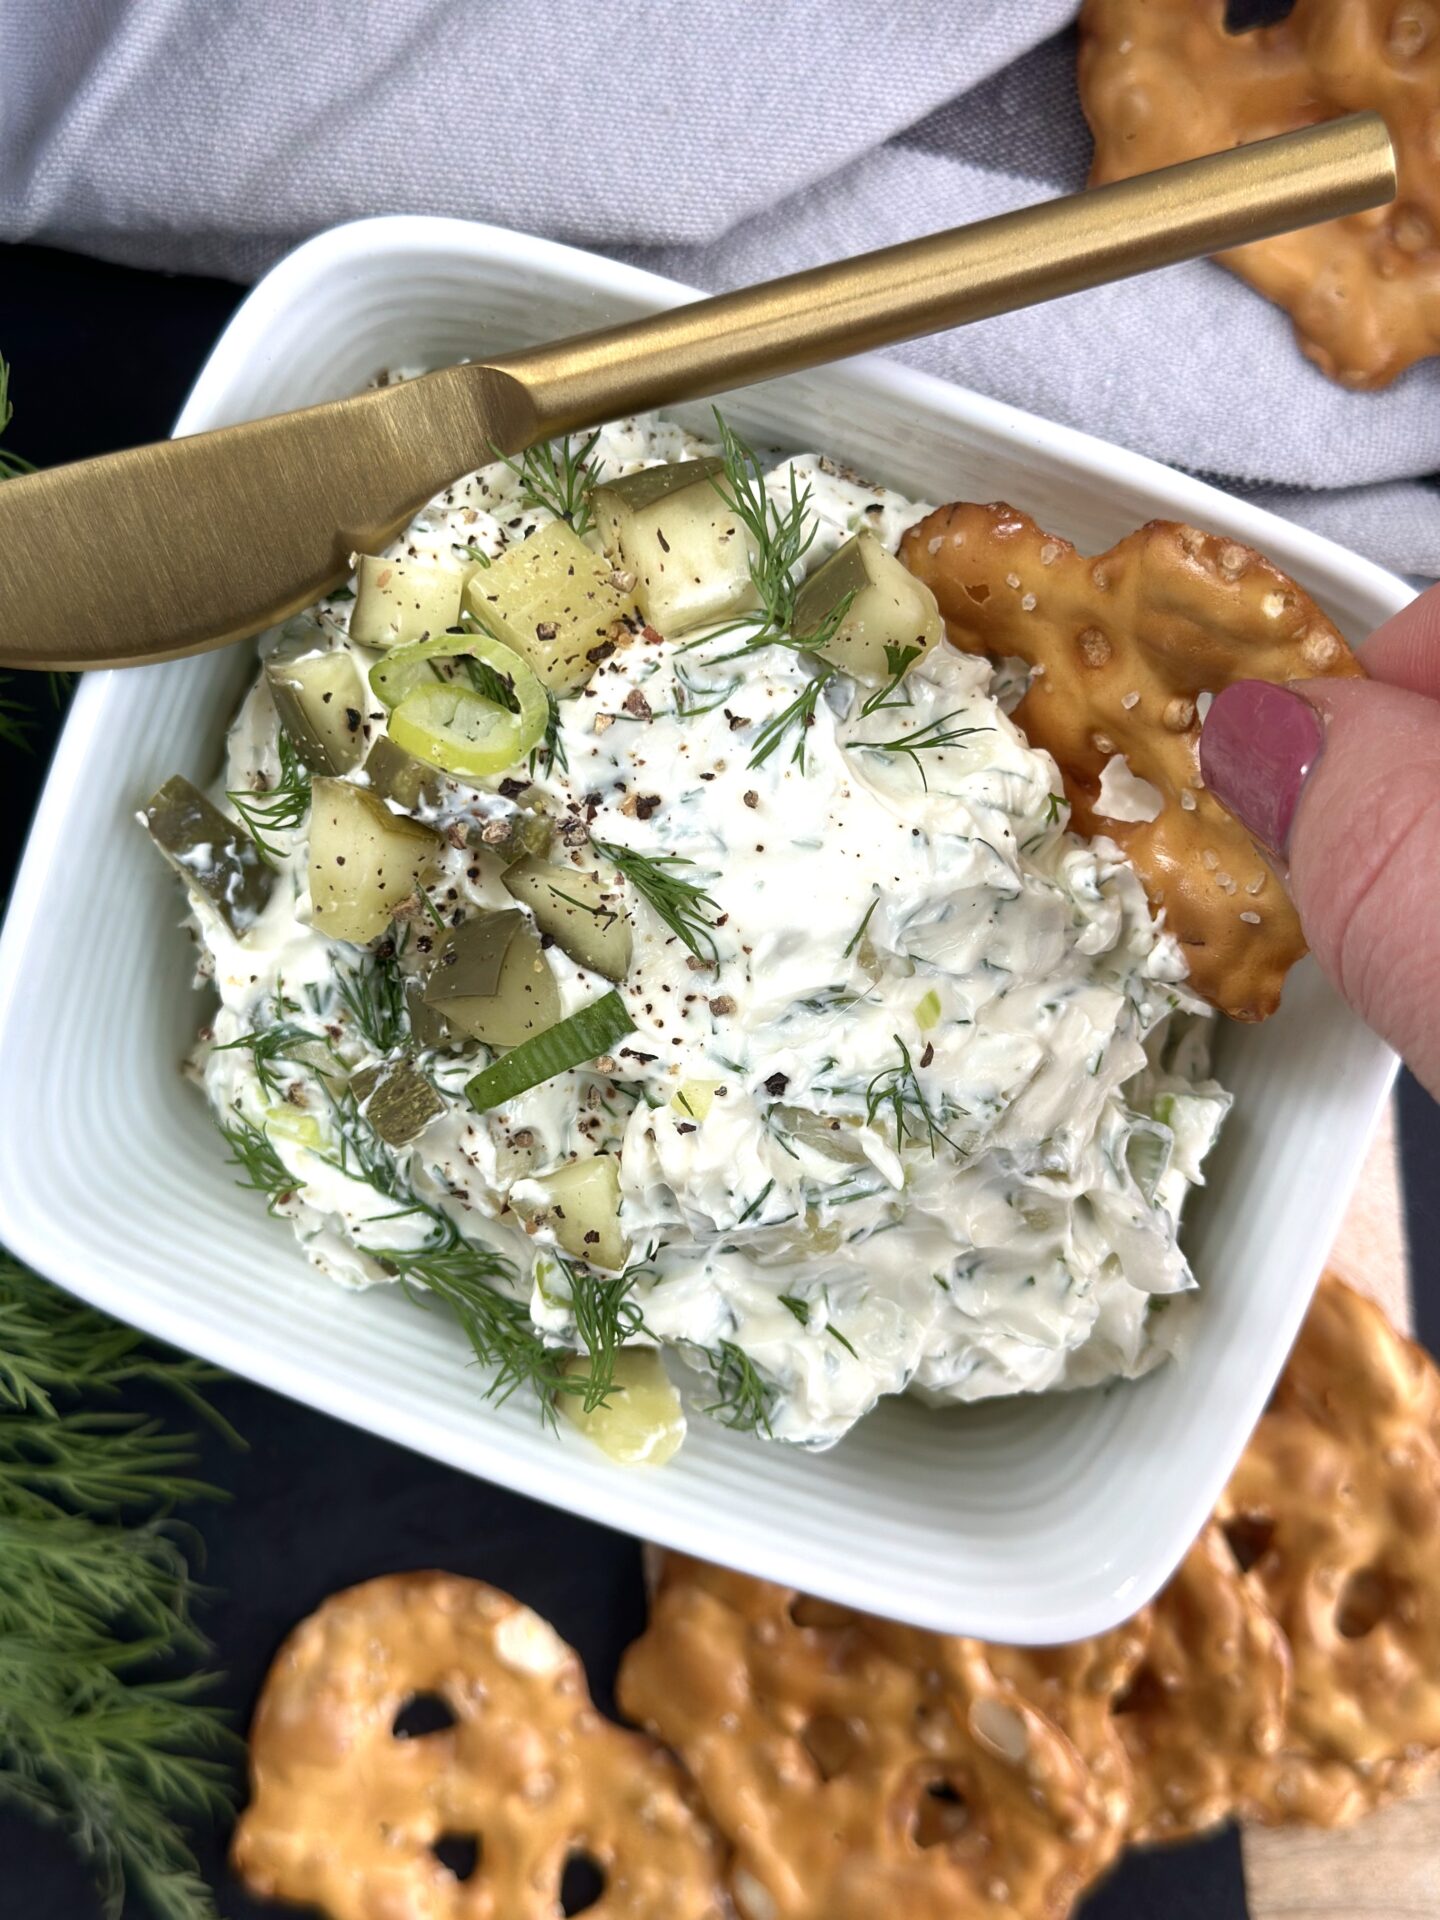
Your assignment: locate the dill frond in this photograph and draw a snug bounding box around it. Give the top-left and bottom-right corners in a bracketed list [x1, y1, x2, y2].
[591, 838, 721, 962]
[225, 730, 311, 866]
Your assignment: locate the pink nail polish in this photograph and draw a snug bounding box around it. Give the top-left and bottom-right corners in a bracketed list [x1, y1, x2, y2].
[1199, 682, 1324, 856]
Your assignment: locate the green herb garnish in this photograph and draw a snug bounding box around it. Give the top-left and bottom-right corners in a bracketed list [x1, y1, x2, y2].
[864, 1034, 961, 1157]
[0, 1254, 241, 1920]
[0, 353, 36, 480]
[747, 662, 836, 772]
[225, 731, 310, 867]
[554, 1258, 648, 1412]
[842, 895, 880, 961]
[703, 1339, 775, 1435]
[529, 687, 568, 779]
[212, 1021, 327, 1100]
[335, 941, 410, 1054]
[778, 1292, 859, 1358]
[493, 429, 603, 538]
[591, 839, 721, 962]
[465, 990, 634, 1113]
[862, 714, 992, 790]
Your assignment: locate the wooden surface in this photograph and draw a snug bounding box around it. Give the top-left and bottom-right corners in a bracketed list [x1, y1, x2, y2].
[1241, 1105, 1438, 1919]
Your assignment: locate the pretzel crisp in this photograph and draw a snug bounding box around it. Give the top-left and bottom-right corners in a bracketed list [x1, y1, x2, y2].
[987, 1619, 1150, 1868]
[1111, 1524, 1292, 1842]
[1220, 1275, 1440, 1811]
[1080, 0, 1440, 388]
[899, 503, 1364, 1020]
[230, 1572, 727, 1920]
[617, 1556, 1106, 1920]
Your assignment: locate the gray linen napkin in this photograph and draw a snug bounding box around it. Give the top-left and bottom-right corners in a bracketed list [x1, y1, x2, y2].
[2, 1, 1436, 576]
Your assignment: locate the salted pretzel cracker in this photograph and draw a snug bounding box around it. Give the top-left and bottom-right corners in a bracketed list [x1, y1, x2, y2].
[1110, 1524, 1292, 1842]
[1220, 1274, 1440, 1813]
[899, 503, 1364, 1020]
[231, 1572, 727, 1920]
[617, 1556, 1106, 1920]
[987, 1618, 1150, 1868]
[1080, 0, 1440, 388]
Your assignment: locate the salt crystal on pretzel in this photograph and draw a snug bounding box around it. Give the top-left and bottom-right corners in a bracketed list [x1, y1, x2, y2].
[618, 1555, 1107, 1920]
[899, 502, 1364, 1021]
[1219, 1274, 1440, 1815]
[1079, 0, 1440, 389]
[231, 1571, 727, 1920]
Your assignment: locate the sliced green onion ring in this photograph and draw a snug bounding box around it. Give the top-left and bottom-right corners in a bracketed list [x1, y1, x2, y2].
[466, 990, 634, 1112]
[372, 632, 547, 778]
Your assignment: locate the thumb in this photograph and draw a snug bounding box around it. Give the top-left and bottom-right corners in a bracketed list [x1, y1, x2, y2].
[1200, 674, 1440, 1097]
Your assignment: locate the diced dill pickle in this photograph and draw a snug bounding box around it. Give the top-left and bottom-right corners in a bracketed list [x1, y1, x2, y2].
[362, 734, 447, 812]
[349, 554, 466, 649]
[266, 646, 367, 775]
[670, 1079, 719, 1121]
[423, 909, 560, 1047]
[915, 988, 941, 1031]
[503, 857, 631, 980]
[463, 795, 553, 866]
[591, 457, 756, 638]
[353, 1057, 445, 1146]
[464, 521, 638, 692]
[143, 775, 273, 935]
[264, 1106, 326, 1151]
[519, 1153, 628, 1270]
[559, 1348, 685, 1465]
[307, 778, 440, 945]
[793, 532, 942, 686]
[405, 979, 455, 1051]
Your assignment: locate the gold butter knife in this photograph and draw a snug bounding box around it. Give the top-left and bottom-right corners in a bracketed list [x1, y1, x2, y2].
[0, 114, 1394, 673]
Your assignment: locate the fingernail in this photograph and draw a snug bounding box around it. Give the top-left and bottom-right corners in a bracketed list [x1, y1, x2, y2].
[1199, 681, 1324, 856]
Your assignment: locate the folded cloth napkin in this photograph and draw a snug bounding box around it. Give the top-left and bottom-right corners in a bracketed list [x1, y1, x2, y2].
[2, 1, 1436, 576]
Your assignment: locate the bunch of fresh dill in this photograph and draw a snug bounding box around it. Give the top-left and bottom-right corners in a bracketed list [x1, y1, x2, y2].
[0, 1255, 241, 1920]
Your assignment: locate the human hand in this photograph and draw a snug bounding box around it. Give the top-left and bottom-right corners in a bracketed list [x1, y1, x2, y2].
[1201, 583, 1440, 1098]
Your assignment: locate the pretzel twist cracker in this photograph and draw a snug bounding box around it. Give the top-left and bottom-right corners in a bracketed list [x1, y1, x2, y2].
[231, 1572, 727, 1920]
[1220, 1275, 1440, 1814]
[899, 502, 1364, 1020]
[618, 1556, 1107, 1920]
[1080, 0, 1440, 387]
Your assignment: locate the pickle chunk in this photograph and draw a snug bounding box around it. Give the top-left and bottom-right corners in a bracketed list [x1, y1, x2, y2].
[349, 554, 466, 649]
[307, 778, 440, 944]
[591, 457, 756, 638]
[559, 1348, 686, 1465]
[266, 643, 367, 775]
[352, 1057, 445, 1146]
[464, 521, 637, 692]
[422, 909, 560, 1047]
[518, 1153, 628, 1270]
[793, 532, 943, 685]
[503, 856, 631, 980]
[144, 775, 273, 934]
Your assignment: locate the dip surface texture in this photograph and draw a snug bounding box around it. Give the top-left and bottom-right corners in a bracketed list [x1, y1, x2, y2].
[186, 415, 1229, 1447]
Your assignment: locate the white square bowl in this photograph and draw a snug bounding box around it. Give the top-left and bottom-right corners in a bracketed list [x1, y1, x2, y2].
[0, 216, 1406, 1640]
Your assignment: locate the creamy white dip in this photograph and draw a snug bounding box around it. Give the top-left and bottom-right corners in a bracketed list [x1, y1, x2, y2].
[182, 415, 1230, 1449]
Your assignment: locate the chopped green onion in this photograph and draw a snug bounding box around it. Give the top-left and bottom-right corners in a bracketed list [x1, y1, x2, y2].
[465, 990, 634, 1111]
[374, 631, 547, 777]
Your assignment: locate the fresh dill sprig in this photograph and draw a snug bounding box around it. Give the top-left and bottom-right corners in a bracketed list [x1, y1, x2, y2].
[842, 896, 879, 961]
[591, 838, 722, 962]
[1044, 792, 1065, 824]
[554, 1258, 648, 1412]
[381, 1236, 569, 1414]
[212, 1021, 327, 1101]
[710, 412, 817, 639]
[0, 1254, 240, 1920]
[864, 1035, 961, 1157]
[777, 1293, 858, 1358]
[216, 1113, 295, 1212]
[860, 642, 924, 716]
[225, 730, 311, 866]
[748, 662, 836, 772]
[861, 714, 992, 791]
[0, 352, 36, 479]
[704, 1340, 775, 1436]
[335, 941, 410, 1053]
[493, 429, 603, 538]
[529, 688, 567, 780]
